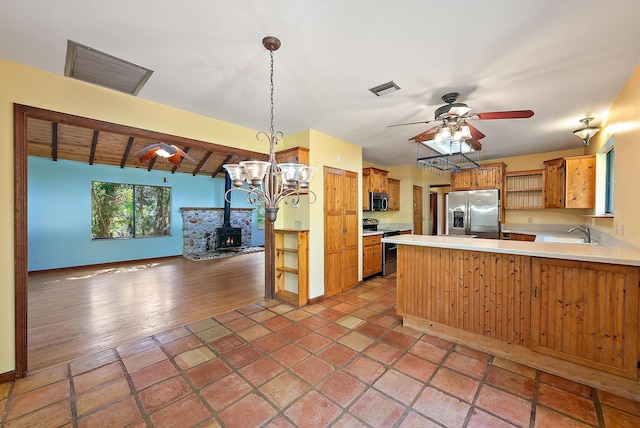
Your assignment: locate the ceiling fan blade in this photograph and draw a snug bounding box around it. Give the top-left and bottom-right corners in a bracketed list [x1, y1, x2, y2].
[409, 126, 440, 142]
[168, 153, 183, 166]
[466, 123, 486, 140]
[387, 119, 441, 128]
[172, 146, 195, 162]
[139, 147, 159, 163]
[467, 139, 482, 151]
[470, 110, 534, 120]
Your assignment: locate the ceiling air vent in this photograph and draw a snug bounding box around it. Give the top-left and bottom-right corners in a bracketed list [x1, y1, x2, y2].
[369, 80, 400, 96]
[64, 40, 154, 95]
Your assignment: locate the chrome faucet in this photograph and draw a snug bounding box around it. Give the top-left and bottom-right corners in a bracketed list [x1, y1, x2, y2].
[567, 225, 591, 243]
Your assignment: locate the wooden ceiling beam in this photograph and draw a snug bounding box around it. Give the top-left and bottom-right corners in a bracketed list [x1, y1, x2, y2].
[121, 137, 135, 168]
[51, 122, 58, 161]
[193, 151, 212, 176]
[147, 156, 157, 172]
[89, 130, 99, 165]
[211, 155, 233, 178]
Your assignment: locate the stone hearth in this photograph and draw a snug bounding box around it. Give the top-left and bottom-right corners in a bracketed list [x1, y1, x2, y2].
[181, 207, 253, 258]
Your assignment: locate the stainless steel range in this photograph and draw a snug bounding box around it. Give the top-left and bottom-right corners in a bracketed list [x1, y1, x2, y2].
[363, 218, 401, 276]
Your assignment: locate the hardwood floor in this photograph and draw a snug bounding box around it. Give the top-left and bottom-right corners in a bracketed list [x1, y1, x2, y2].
[27, 253, 265, 372]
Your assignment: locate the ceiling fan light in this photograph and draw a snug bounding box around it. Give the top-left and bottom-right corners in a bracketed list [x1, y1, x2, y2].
[460, 124, 471, 139]
[440, 126, 451, 139]
[155, 148, 172, 158]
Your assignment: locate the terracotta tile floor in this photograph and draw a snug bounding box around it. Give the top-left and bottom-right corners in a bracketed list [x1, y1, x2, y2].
[2, 275, 640, 427]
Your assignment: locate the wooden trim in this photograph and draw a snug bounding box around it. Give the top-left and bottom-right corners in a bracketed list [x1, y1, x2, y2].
[14, 104, 29, 378]
[307, 295, 325, 305]
[404, 314, 640, 402]
[0, 370, 17, 384]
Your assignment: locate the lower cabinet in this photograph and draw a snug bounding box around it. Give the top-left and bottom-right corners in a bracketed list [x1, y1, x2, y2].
[510, 233, 536, 242]
[531, 258, 639, 379]
[397, 245, 640, 380]
[363, 234, 382, 277]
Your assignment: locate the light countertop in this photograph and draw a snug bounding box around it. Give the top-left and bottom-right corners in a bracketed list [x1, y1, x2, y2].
[381, 234, 640, 267]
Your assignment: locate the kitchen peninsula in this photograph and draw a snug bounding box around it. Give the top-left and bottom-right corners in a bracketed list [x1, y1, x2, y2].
[382, 234, 640, 400]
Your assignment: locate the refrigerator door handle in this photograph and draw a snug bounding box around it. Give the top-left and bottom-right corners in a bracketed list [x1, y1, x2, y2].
[466, 203, 471, 235]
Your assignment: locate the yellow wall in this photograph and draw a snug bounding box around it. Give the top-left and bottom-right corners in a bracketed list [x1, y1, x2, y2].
[0, 58, 264, 374]
[585, 62, 640, 246]
[307, 130, 362, 298]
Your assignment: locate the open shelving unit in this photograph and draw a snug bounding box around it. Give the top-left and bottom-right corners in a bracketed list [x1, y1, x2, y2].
[505, 169, 545, 209]
[274, 229, 309, 307]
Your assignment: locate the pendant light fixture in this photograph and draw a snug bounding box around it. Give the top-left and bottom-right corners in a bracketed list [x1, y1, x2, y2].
[573, 117, 600, 146]
[222, 36, 316, 222]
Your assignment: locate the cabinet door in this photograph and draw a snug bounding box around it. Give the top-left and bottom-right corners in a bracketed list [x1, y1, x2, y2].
[362, 174, 371, 211]
[531, 258, 639, 379]
[451, 169, 474, 190]
[275, 147, 309, 165]
[544, 158, 566, 208]
[387, 178, 401, 211]
[565, 156, 595, 208]
[475, 164, 504, 189]
[324, 167, 359, 296]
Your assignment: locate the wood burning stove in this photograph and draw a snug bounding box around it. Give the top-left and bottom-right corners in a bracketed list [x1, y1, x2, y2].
[215, 173, 242, 250]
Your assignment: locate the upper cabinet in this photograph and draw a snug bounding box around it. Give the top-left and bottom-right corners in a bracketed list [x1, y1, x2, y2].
[387, 178, 400, 211]
[450, 162, 506, 191]
[363, 167, 388, 193]
[362, 167, 389, 211]
[544, 155, 595, 209]
[504, 169, 545, 209]
[275, 146, 309, 165]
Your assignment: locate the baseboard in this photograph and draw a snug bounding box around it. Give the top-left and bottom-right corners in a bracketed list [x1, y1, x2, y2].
[0, 370, 16, 384]
[308, 295, 325, 305]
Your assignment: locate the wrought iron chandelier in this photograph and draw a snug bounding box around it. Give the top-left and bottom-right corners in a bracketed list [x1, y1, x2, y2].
[416, 119, 479, 173]
[223, 36, 316, 222]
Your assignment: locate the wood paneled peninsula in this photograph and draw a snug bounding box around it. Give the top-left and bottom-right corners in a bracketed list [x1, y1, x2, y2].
[382, 234, 640, 400]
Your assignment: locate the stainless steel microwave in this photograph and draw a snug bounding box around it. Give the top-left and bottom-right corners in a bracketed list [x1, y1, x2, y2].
[368, 192, 389, 211]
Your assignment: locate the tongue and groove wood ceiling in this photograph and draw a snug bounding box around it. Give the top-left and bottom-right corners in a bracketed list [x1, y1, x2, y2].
[22, 105, 267, 178]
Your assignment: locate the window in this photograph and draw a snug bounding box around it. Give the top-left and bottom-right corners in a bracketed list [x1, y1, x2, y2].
[605, 148, 614, 214]
[91, 182, 171, 239]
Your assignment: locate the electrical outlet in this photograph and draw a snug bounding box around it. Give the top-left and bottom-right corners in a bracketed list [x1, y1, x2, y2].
[294, 220, 303, 229]
[35, 257, 40, 263]
[621, 224, 625, 236]
[615, 221, 619, 235]
[527, 217, 533, 223]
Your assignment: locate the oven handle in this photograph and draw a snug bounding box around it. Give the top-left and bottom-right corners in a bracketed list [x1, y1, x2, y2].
[386, 244, 397, 251]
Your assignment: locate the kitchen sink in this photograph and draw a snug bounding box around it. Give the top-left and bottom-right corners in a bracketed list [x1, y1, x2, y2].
[541, 236, 597, 245]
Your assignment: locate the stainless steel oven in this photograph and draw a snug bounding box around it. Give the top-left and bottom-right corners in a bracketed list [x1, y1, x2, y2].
[382, 230, 400, 276]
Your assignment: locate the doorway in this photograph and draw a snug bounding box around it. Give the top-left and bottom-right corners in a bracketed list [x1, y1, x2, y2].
[429, 191, 438, 235]
[412, 185, 423, 235]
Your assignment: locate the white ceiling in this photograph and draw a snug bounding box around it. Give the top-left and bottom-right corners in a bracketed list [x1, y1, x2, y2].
[2, 1, 639, 166]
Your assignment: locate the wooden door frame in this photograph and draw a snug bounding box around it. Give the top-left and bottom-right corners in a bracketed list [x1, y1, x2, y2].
[11, 104, 268, 378]
[429, 191, 438, 235]
[412, 185, 423, 235]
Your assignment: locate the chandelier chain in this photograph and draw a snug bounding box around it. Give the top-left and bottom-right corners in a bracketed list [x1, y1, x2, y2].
[269, 50, 275, 137]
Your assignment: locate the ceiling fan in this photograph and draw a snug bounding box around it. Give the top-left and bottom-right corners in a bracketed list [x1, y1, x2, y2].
[136, 142, 195, 167]
[388, 92, 534, 151]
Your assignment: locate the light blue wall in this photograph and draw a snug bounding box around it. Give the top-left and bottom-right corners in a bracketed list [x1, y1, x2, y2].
[28, 156, 264, 271]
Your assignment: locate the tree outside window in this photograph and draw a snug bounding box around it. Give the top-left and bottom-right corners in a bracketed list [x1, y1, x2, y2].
[91, 182, 171, 239]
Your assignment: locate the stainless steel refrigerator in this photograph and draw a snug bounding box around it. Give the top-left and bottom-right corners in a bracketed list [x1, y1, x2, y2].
[446, 189, 500, 239]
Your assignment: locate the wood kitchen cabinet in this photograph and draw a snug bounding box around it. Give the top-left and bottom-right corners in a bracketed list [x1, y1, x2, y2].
[387, 178, 400, 211]
[275, 146, 309, 165]
[509, 233, 536, 241]
[363, 167, 388, 193]
[450, 162, 505, 191]
[362, 234, 382, 277]
[505, 170, 545, 209]
[324, 167, 359, 297]
[531, 258, 638, 379]
[544, 155, 595, 208]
